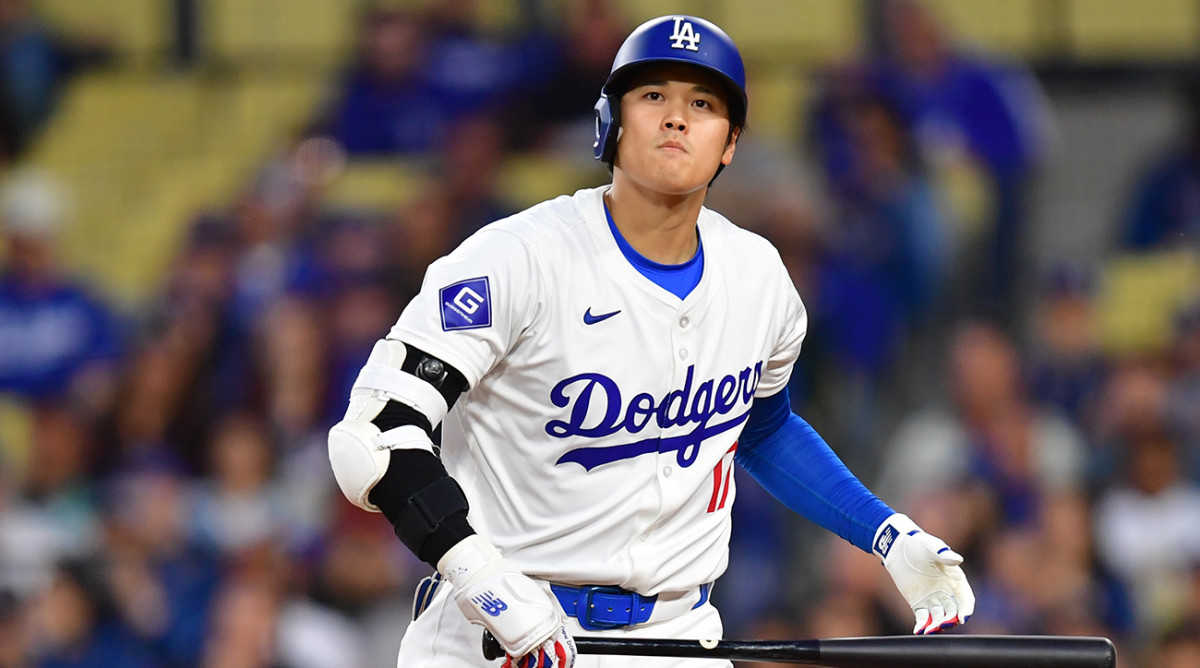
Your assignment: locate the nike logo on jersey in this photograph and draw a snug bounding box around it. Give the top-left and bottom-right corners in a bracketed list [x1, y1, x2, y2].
[583, 308, 621, 325]
[549, 363, 763, 470]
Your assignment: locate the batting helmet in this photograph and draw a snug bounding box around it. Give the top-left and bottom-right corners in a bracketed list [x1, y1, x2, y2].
[593, 15, 747, 165]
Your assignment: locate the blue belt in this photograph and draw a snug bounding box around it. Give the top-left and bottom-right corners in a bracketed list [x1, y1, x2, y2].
[550, 583, 711, 632]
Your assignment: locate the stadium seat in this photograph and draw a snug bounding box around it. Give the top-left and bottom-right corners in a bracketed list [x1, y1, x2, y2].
[1065, 0, 1200, 61]
[0, 398, 33, 480]
[1096, 251, 1200, 355]
[498, 155, 606, 210]
[35, 0, 169, 64]
[204, 0, 357, 66]
[744, 67, 811, 142]
[323, 159, 432, 213]
[920, 0, 1049, 59]
[714, 0, 863, 67]
[617, 0, 718, 24]
[23, 67, 329, 302]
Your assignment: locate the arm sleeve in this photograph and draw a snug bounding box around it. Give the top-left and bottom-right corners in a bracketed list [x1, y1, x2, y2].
[736, 390, 893, 553]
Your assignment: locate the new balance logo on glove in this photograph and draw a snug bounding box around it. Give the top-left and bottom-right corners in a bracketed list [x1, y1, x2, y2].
[472, 591, 509, 617]
[874, 523, 899, 559]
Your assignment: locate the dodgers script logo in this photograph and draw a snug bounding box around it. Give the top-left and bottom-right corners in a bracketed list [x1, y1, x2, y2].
[550, 363, 762, 470]
[440, 277, 492, 331]
[668, 17, 701, 52]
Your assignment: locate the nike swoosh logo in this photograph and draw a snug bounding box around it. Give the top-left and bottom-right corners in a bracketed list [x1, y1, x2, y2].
[583, 308, 621, 325]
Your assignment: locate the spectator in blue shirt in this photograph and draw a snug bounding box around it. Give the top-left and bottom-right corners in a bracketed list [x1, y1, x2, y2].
[870, 0, 1052, 322]
[1119, 81, 1200, 251]
[28, 560, 157, 668]
[0, 170, 123, 409]
[320, 7, 448, 155]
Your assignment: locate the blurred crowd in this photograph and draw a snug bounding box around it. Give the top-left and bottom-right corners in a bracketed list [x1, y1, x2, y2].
[0, 0, 109, 166]
[0, 1, 1198, 667]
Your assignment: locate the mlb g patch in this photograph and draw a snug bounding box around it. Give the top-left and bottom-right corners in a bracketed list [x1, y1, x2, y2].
[440, 277, 492, 331]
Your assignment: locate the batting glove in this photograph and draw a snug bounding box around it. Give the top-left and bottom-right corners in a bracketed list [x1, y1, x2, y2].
[873, 513, 976, 635]
[501, 627, 575, 668]
[439, 535, 576, 666]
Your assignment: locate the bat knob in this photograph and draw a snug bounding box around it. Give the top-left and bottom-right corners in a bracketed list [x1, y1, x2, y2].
[481, 631, 505, 661]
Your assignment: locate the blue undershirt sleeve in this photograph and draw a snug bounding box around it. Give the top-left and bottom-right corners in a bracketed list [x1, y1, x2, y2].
[736, 390, 894, 553]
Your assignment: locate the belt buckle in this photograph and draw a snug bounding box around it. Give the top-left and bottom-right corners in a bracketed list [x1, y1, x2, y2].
[579, 585, 637, 631]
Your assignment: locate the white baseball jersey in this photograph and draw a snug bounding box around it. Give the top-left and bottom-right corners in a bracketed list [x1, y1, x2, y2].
[390, 186, 806, 597]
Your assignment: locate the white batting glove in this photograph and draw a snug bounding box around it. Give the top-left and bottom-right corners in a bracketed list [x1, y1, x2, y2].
[501, 628, 576, 668]
[873, 513, 975, 635]
[439, 535, 576, 667]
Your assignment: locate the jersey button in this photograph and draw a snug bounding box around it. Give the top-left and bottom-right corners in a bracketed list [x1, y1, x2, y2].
[679, 349, 688, 360]
[662, 466, 673, 477]
[679, 317, 690, 328]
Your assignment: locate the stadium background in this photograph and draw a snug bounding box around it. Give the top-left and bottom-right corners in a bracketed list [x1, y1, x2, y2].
[0, 0, 1197, 666]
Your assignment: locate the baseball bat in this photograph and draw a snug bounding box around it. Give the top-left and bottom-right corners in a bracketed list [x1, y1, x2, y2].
[482, 631, 1116, 667]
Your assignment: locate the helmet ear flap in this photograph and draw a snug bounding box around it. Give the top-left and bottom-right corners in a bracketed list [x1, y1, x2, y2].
[593, 93, 619, 164]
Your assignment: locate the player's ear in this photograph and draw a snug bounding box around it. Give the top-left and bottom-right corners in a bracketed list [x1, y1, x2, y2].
[721, 126, 740, 166]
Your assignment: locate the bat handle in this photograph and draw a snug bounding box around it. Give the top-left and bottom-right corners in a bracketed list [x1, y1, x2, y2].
[482, 631, 505, 661]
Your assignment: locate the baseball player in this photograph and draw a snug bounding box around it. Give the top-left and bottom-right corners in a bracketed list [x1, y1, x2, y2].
[328, 15, 975, 668]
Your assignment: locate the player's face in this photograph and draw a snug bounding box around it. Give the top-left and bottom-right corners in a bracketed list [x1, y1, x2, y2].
[613, 64, 739, 196]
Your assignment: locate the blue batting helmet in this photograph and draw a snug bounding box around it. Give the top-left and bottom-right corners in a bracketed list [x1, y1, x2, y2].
[593, 15, 747, 164]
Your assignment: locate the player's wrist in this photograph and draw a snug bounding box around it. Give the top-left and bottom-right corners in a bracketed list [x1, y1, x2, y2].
[418, 520, 475, 567]
[438, 534, 512, 587]
[872, 512, 919, 562]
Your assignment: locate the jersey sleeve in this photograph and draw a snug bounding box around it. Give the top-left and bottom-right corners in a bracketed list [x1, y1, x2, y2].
[755, 255, 807, 398]
[388, 228, 542, 388]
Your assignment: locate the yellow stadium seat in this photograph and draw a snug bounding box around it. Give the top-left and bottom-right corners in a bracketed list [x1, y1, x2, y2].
[1066, 0, 1200, 60]
[715, 0, 863, 66]
[365, 0, 521, 36]
[499, 155, 606, 210]
[617, 0, 720, 24]
[475, 0, 521, 35]
[205, 0, 357, 65]
[36, 0, 169, 63]
[323, 159, 432, 213]
[744, 66, 811, 142]
[201, 73, 329, 158]
[0, 398, 33, 482]
[25, 67, 331, 302]
[1096, 251, 1200, 355]
[104, 158, 245, 299]
[920, 0, 1048, 58]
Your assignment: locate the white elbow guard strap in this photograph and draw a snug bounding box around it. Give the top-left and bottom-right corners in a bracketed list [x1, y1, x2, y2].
[332, 339, 469, 513]
[328, 419, 433, 512]
[350, 339, 468, 428]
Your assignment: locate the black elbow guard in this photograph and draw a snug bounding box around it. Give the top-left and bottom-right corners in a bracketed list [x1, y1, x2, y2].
[368, 448, 475, 567]
[401, 343, 469, 411]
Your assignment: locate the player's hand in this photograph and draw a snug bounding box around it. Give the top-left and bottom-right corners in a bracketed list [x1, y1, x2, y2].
[500, 627, 576, 668]
[873, 513, 975, 635]
[440, 535, 576, 666]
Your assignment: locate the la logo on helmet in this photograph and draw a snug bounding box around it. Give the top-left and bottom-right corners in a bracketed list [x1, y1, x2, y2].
[668, 17, 701, 51]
